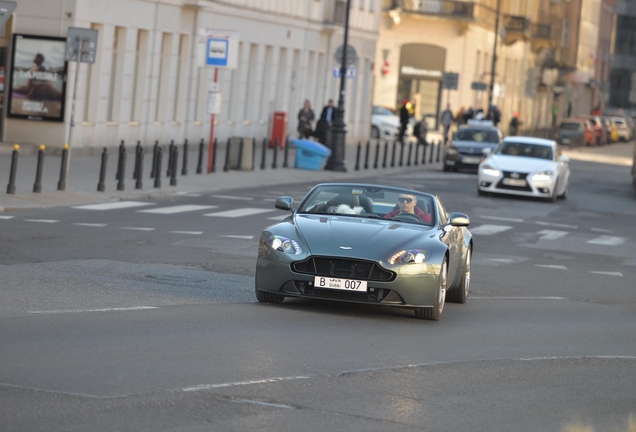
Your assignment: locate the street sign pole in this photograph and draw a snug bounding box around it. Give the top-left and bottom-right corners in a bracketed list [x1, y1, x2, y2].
[66, 37, 83, 164]
[207, 68, 218, 173]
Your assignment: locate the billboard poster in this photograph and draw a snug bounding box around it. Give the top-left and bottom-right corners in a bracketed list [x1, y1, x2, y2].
[8, 34, 67, 122]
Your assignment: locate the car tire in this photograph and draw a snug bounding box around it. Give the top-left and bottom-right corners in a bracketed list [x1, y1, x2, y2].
[447, 248, 470, 304]
[558, 182, 568, 200]
[371, 126, 380, 139]
[255, 288, 285, 304]
[477, 187, 487, 196]
[547, 186, 558, 203]
[415, 257, 447, 321]
[443, 163, 451, 172]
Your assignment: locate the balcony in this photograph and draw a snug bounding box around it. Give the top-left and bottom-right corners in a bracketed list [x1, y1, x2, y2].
[503, 15, 529, 45]
[389, 0, 497, 29]
[530, 23, 553, 52]
[324, 0, 347, 26]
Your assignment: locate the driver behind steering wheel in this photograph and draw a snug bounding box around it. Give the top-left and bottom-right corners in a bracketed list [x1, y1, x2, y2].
[384, 192, 431, 223]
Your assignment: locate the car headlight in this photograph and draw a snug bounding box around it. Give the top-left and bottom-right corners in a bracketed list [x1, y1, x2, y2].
[268, 235, 302, 255]
[531, 171, 553, 182]
[446, 147, 458, 155]
[388, 249, 431, 265]
[481, 164, 501, 177]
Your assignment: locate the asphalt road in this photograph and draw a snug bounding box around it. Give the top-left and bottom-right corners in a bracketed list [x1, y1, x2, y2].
[1, 157, 635, 431]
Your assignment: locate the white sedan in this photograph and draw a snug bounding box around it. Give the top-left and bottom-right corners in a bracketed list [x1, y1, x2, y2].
[477, 137, 570, 202]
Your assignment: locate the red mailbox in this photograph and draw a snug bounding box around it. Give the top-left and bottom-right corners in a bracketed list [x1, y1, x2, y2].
[270, 111, 288, 148]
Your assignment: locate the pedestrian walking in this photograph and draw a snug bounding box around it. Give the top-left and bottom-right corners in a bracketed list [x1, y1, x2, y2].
[440, 104, 454, 142]
[413, 116, 428, 148]
[399, 99, 411, 144]
[297, 99, 315, 139]
[463, 107, 474, 124]
[509, 111, 522, 136]
[314, 99, 334, 147]
[491, 105, 501, 127]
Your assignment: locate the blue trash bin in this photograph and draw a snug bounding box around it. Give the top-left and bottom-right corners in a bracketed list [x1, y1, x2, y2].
[291, 139, 332, 170]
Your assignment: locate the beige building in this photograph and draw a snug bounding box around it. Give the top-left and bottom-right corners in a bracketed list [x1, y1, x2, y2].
[1, 0, 381, 150]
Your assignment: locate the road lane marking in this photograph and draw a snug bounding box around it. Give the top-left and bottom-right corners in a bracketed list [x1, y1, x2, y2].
[534, 264, 567, 270]
[267, 216, 285, 220]
[469, 224, 512, 235]
[120, 227, 155, 231]
[30, 306, 159, 314]
[203, 208, 276, 218]
[537, 230, 569, 241]
[220, 235, 254, 240]
[168, 231, 203, 235]
[182, 375, 313, 391]
[138, 205, 217, 214]
[211, 195, 254, 201]
[24, 219, 59, 223]
[587, 235, 626, 246]
[471, 296, 567, 300]
[73, 201, 155, 211]
[535, 221, 577, 229]
[591, 228, 614, 233]
[232, 400, 294, 409]
[589, 271, 623, 277]
[480, 215, 524, 223]
[74, 223, 107, 227]
[0, 215, 15, 219]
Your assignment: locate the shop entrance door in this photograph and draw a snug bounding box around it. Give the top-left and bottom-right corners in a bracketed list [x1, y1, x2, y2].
[397, 78, 441, 130]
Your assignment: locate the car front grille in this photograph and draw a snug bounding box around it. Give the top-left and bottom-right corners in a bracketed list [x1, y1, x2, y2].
[496, 171, 533, 192]
[457, 147, 485, 155]
[292, 257, 395, 281]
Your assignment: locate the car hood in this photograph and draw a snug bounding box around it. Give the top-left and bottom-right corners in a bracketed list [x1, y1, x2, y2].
[295, 214, 430, 259]
[486, 155, 554, 173]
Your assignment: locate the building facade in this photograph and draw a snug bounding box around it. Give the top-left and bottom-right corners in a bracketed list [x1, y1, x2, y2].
[610, 0, 636, 109]
[1, 0, 381, 150]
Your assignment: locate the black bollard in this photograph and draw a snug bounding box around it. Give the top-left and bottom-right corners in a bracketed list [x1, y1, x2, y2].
[223, 138, 231, 172]
[382, 141, 388, 168]
[115, 140, 125, 180]
[390, 141, 397, 167]
[252, 137, 256, 170]
[57, 144, 69, 191]
[373, 141, 380, 169]
[422, 142, 428, 165]
[133, 141, 142, 180]
[170, 147, 178, 186]
[407, 142, 413, 166]
[354, 142, 361, 171]
[97, 147, 108, 192]
[135, 145, 144, 190]
[260, 138, 267, 170]
[272, 137, 279, 169]
[150, 141, 159, 178]
[211, 138, 218, 173]
[166, 140, 174, 177]
[196, 138, 204, 174]
[154, 147, 163, 188]
[283, 136, 289, 168]
[116, 145, 127, 191]
[364, 141, 370, 170]
[414, 142, 420, 166]
[429, 141, 434, 164]
[237, 138, 244, 170]
[399, 141, 405, 167]
[33, 145, 46, 193]
[182, 139, 188, 175]
[6, 144, 19, 195]
[436, 139, 441, 162]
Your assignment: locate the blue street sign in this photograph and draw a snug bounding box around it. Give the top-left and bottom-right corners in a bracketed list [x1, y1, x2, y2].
[206, 38, 229, 67]
[333, 66, 356, 78]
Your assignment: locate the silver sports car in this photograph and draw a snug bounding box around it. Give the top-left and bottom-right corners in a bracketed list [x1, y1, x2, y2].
[255, 183, 473, 320]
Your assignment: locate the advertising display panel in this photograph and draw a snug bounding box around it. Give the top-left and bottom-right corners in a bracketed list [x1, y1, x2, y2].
[8, 34, 67, 122]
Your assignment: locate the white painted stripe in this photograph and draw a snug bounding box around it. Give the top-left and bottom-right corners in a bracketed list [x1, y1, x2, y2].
[267, 216, 285, 220]
[589, 271, 623, 277]
[30, 306, 159, 314]
[24, 219, 58, 223]
[74, 223, 107, 227]
[591, 228, 614, 233]
[204, 208, 276, 218]
[120, 227, 155, 231]
[472, 296, 566, 300]
[138, 205, 216, 214]
[168, 231, 203, 235]
[232, 400, 293, 409]
[220, 235, 254, 240]
[182, 375, 313, 391]
[483, 258, 514, 262]
[211, 195, 254, 201]
[480, 215, 524, 223]
[470, 224, 513, 235]
[587, 235, 626, 246]
[535, 264, 567, 270]
[537, 230, 569, 241]
[0, 215, 15, 219]
[73, 201, 155, 211]
[535, 221, 577, 229]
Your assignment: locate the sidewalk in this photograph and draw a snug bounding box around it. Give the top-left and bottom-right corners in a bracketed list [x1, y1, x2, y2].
[560, 141, 634, 167]
[0, 135, 445, 212]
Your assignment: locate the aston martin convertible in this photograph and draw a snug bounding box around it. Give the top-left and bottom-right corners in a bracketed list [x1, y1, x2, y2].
[255, 183, 473, 320]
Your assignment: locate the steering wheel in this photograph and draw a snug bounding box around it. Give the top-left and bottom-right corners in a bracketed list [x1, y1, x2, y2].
[391, 213, 422, 223]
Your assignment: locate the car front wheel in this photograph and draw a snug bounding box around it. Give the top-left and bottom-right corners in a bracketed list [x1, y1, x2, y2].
[447, 249, 470, 304]
[415, 257, 447, 321]
[371, 126, 380, 139]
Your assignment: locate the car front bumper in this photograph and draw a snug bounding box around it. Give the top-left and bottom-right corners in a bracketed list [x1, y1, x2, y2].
[444, 153, 485, 171]
[478, 171, 557, 198]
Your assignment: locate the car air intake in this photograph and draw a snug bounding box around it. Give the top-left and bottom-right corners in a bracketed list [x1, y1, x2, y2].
[292, 257, 395, 281]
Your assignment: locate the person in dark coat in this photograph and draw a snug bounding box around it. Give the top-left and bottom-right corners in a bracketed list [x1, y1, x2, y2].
[314, 100, 334, 146]
[509, 111, 522, 136]
[399, 99, 411, 144]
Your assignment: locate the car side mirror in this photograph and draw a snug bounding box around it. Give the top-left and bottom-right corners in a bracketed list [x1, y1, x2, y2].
[275, 196, 294, 212]
[449, 212, 470, 227]
[482, 148, 492, 155]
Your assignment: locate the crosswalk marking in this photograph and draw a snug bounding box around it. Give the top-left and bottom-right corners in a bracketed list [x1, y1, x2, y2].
[267, 216, 286, 220]
[211, 195, 254, 201]
[138, 205, 216, 214]
[591, 228, 614, 233]
[537, 230, 569, 241]
[535, 221, 578, 229]
[220, 235, 254, 240]
[587, 235, 626, 246]
[535, 264, 567, 270]
[203, 208, 276, 218]
[74, 223, 107, 227]
[480, 215, 524, 223]
[120, 227, 155, 231]
[169, 231, 203, 235]
[0, 215, 15, 219]
[470, 224, 513, 235]
[73, 201, 155, 211]
[25, 219, 59, 223]
[589, 271, 623, 277]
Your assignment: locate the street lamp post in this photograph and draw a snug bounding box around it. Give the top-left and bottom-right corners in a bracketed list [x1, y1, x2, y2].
[487, 0, 502, 120]
[325, 0, 351, 172]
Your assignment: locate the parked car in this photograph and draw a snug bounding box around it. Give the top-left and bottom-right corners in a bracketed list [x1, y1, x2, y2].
[601, 117, 620, 143]
[556, 120, 586, 147]
[371, 106, 400, 140]
[477, 136, 570, 202]
[612, 116, 632, 142]
[443, 120, 502, 172]
[577, 115, 607, 146]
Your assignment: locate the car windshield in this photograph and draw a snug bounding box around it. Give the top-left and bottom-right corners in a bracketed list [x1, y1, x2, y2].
[495, 142, 553, 160]
[373, 106, 395, 116]
[454, 129, 499, 143]
[297, 185, 436, 226]
[560, 122, 580, 130]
